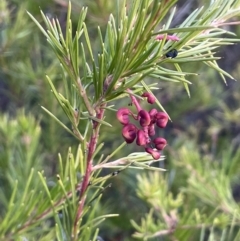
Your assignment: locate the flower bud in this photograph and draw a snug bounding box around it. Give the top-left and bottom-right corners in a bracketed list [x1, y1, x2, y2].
[138, 110, 151, 127]
[148, 124, 155, 136]
[117, 108, 131, 125]
[142, 92, 156, 104]
[153, 137, 167, 150]
[136, 130, 147, 146]
[149, 108, 158, 123]
[155, 112, 168, 128]
[145, 147, 161, 160]
[122, 124, 137, 143]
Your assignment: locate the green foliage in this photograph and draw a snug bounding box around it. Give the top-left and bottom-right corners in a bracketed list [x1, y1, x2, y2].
[132, 145, 240, 241]
[1, 0, 240, 240]
[0, 111, 42, 208]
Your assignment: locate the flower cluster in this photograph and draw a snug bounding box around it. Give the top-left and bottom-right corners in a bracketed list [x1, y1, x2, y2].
[116, 92, 168, 160]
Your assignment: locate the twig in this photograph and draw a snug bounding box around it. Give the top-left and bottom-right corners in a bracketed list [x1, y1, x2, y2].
[73, 103, 106, 239]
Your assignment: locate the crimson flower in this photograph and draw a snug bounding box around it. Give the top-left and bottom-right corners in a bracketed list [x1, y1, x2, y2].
[153, 137, 167, 150]
[145, 147, 161, 160]
[122, 124, 137, 143]
[142, 92, 156, 104]
[138, 110, 151, 127]
[116, 108, 131, 125]
[155, 112, 169, 128]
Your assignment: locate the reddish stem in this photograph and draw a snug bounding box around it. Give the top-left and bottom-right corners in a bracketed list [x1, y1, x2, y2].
[73, 105, 106, 239]
[127, 89, 142, 112]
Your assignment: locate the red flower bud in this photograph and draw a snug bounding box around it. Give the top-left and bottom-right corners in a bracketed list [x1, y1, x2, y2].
[145, 147, 161, 160]
[155, 112, 168, 128]
[142, 92, 156, 104]
[148, 124, 155, 136]
[138, 110, 151, 127]
[149, 108, 158, 123]
[117, 108, 131, 125]
[122, 124, 137, 143]
[136, 130, 147, 146]
[153, 137, 167, 150]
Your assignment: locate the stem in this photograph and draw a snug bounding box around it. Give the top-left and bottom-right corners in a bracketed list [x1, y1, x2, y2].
[73, 104, 106, 239]
[127, 89, 142, 112]
[77, 77, 95, 117]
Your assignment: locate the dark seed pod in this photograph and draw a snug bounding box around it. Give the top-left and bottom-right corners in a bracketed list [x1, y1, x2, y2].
[166, 49, 178, 58]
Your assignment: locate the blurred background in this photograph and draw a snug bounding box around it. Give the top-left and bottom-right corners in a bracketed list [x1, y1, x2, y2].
[1, 0, 240, 240]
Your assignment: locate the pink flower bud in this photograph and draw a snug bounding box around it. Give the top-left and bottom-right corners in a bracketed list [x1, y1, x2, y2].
[148, 124, 155, 136]
[142, 92, 156, 104]
[145, 147, 161, 160]
[122, 124, 137, 143]
[136, 130, 147, 146]
[149, 108, 158, 122]
[155, 112, 168, 128]
[153, 137, 167, 150]
[138, 110, 151, 127]
[117, 108, 131, 125]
